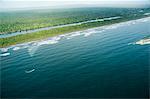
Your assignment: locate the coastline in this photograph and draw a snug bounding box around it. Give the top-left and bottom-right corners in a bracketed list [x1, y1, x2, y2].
[0, 16, 121, 38]
[0, 16, 150, 48]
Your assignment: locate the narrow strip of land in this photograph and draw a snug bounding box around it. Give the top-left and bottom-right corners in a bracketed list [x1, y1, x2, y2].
[0, 16, 149, 48]
[0, 16, 120, 38]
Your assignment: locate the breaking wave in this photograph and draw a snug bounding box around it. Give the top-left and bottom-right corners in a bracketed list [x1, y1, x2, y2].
[0, 48, 8, 52]
[1, 17, 150, 57]
[0, 53, 10, 57]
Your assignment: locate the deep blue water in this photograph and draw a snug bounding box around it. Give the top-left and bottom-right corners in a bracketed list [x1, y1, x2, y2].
[1, 18, 150, 98]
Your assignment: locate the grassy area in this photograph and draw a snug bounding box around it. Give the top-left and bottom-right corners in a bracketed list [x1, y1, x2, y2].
[0, 8, 150, 47]
[0, 15, 148, 48]
[1, 8, 150, 34]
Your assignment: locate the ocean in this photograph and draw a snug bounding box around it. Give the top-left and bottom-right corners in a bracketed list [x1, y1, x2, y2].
[1, 17, 149, 98]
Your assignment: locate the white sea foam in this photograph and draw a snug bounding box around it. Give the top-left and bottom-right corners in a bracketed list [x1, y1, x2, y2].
[66, 31, 83, 39]
[58, 34, 67, 37]
[84, 32, 92, 37]
[140, 19, 149, 22]
[1, 17, 150, 56]
[105, 25, 119, 30]
[27, 36, 60, 56]
[139, 10, 144, 13]
[51, 36, 61, 41]
[144, 13, 150, 16]
[37, 40, 58, 46]
[83, 30, 96, 37]
[13, 47, 20, 51]
[0, 53, 10, 57]
[28, 45, 39, 57]
[68, 32, 82, 37]
[0, 48, 8, 52]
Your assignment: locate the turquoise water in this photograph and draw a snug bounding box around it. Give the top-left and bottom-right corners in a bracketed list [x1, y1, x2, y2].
[1, 18, 149, 98]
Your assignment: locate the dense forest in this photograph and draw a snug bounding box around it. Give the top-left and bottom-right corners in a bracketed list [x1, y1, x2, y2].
[0, 8, 150, 34]
[0, 8, 150, 47]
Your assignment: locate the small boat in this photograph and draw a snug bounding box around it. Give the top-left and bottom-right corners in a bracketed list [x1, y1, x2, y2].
[135, 38, 150, 45]
[25, 69, 35, 73]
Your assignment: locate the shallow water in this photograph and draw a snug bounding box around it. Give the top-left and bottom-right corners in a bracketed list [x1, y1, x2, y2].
[1, 17, 150, 98]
